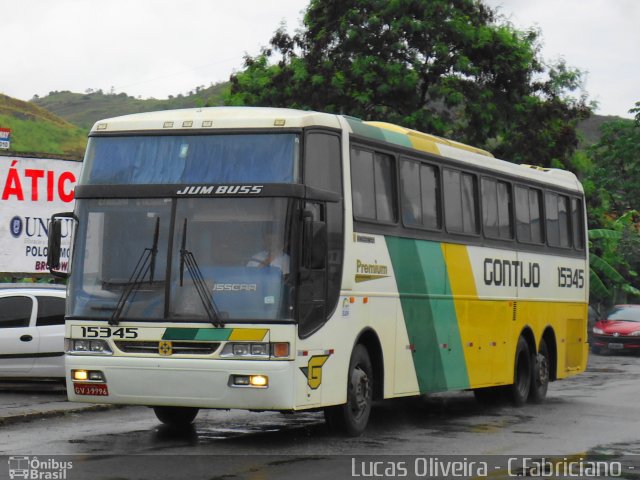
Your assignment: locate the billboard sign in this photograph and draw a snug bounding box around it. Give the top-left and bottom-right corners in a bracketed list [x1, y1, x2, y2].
[0, 128, 10, 150]
[1, 155, 82, 273]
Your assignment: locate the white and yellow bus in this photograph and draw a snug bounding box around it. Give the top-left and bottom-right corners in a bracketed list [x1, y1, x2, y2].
[49, 107, 588, 436]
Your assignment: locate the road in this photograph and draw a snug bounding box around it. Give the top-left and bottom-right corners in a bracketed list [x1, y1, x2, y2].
[1, 352, 639, 479]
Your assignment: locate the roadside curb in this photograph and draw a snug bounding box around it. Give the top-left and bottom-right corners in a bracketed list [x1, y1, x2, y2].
[0, 403, 119, 426]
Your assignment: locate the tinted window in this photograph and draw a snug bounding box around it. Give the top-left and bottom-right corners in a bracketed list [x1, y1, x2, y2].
[374, 152, 396, 222]
[545, 193, 559, 246]
[36, 296, 66, 326]
[482, 178, 513, 239]
[421, 164, 441, 229]
[400, 159, 441, 230]
[461, 173, 478, 233]
[444, 169, 478, 235]
[83, 134, 300, 185]
[351, 147, 396, 222]
[0, 296, 33, 328]
[304, 133, 341, 193]
[558, 195, 570, 248]
[546, 192, 571, 248]
[515, 186, 530, 242]
[444, 169, 462, 232]
[572, 198, 585, 250]
[529, 189, 544, 243]
[351, 148, 376, 219]
[497, 181, 513, 238]
[515, 186, 544, 244]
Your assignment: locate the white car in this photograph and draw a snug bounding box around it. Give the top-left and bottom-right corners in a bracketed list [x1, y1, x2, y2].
[0, 284, 66, 379]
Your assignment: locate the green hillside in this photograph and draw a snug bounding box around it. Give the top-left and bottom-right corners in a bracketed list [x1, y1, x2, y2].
[32, 82, 228, 130]
[0, 94, 87, 159]
[31, 82, 617, 150]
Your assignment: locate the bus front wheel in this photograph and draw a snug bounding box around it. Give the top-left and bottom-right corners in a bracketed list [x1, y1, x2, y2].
[153, 406, 199, 427]
[508, 336, 531, 406]
[324, 344, 373, 436]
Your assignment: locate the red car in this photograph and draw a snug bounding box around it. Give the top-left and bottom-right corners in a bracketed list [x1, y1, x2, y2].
[591, 305, 640, 354]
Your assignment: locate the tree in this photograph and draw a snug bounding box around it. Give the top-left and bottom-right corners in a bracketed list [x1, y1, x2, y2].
[589, 212, 640, 307]
[226, 0, 591, 168]
[587, 111, 640, 219]
[585, 101, 640, 306]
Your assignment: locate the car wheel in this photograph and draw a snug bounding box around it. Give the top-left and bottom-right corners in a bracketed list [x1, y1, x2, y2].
[153, 406, 199, 427]
[324, 344, 373, 436]
[529, 339, 550, 404]
[508, 336, 531, 406]
[590, 345, 601, 355]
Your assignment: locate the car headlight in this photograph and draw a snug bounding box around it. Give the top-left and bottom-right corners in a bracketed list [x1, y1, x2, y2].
[592, 327, 604, 334]
[65, 338, 113, 355]
[630, 330, 640, 336]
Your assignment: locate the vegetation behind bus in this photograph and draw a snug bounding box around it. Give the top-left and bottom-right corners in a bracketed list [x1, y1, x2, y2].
[226, 0, 591, 171]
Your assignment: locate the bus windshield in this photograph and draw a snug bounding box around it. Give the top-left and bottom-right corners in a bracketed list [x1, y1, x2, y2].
[81, 133, 300, 185]
[67, 197, 296, 322]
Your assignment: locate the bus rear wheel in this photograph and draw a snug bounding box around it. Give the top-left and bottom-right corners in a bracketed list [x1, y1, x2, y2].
[529, 339, 550, 403]
[324, 344, 373, 436]
[508, 336, 531, 406]
[153, 406, 199, 427]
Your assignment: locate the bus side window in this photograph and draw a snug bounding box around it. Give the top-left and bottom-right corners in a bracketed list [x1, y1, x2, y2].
[400, 158, 441, 230]
[515, 185, 544, 244]
[571, 198, 585, 250]
[546, 192, 571, 248]
[482, 178, 513, 240]
[444, 168, 478, 235]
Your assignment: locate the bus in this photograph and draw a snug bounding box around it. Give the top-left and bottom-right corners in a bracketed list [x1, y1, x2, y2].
[48, 107, 588, 436]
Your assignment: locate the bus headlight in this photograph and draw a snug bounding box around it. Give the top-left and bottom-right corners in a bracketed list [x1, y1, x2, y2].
[229, 374, 269, 388]
[220, 342, 290, 359]
[221, 343, 269, 358]
[65, 339, 113, 355]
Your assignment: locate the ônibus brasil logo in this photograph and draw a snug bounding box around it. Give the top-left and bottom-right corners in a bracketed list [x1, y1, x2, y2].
[7, 456, 73, 479]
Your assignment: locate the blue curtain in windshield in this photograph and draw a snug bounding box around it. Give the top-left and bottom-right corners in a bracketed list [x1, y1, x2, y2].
[85, 134, 297, 184]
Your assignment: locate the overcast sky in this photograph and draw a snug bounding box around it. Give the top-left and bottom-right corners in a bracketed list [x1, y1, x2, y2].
[2, 0, 637, 118]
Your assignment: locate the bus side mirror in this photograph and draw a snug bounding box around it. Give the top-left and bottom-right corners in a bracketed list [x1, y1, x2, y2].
[48, 212, 77, 279]
[302, 211, 327, 270]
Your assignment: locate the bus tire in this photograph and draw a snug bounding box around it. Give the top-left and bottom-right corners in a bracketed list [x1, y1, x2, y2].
[324, 344, 373, 436]
[529, 339, 550, 404]
[508, 336, 531, 406]
[153, 406, 199, 427]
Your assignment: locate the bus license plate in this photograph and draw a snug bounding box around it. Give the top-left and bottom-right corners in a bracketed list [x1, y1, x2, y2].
[74, 383, 109, 396]
[608, 343, 624, 350]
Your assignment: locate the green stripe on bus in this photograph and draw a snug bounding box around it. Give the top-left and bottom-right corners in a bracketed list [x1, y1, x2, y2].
[163, 328, 233, 341]
[345, 118, 413, 149]
[386, 237, 469, 392]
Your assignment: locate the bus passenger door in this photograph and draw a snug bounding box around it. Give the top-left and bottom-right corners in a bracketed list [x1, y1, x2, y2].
[297, 202, 328, 338]
[296, 202, 329, 407]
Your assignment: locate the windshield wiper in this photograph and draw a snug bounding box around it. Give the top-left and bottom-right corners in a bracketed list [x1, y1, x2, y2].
[109, 217, 160, 326]
[179, 218, 224, 328]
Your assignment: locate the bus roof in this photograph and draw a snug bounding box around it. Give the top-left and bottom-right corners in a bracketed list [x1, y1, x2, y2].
[90, 107, 582, 193]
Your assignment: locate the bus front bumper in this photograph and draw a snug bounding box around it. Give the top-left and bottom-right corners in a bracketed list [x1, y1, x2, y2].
[65, 355, 296, 411]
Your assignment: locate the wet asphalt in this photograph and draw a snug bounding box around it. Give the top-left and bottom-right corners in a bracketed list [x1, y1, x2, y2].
[1, 352, 639, 479]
